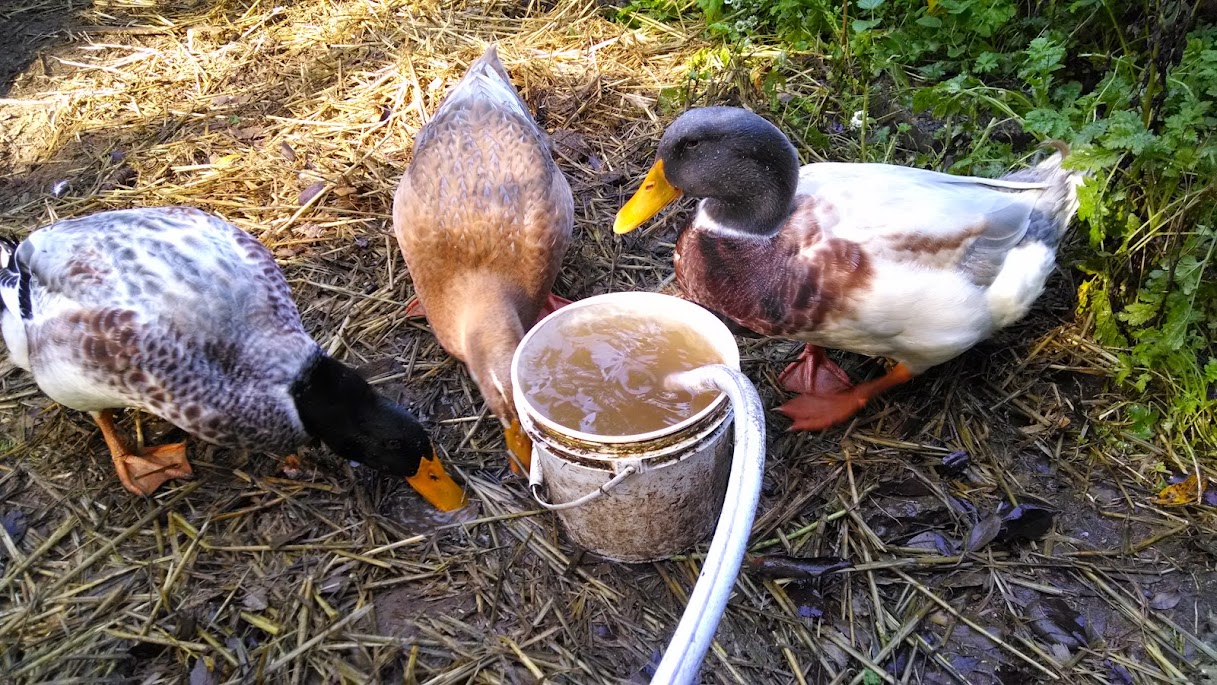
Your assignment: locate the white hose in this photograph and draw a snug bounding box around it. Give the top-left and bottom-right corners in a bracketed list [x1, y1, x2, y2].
[650, 364, 767, 685]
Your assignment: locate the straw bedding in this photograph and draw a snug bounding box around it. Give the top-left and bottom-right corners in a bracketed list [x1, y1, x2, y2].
[0, 1, 1214, 683]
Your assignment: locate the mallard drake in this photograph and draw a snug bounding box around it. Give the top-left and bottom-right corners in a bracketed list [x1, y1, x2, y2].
[614, 107, 1081, 431]
[393, 45, 573, 471]
[0, 206, 465, 510]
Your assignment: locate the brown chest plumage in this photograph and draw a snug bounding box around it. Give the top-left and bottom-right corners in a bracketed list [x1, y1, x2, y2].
[674, 197, 872, 338]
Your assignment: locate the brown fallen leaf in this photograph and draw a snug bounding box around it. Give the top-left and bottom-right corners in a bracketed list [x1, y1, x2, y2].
[1155, 473, 1201, 506]
[748, 555, 852, 580]
[298, 180, 326, 205]
[1149, 591, 1182, 610]
[282, 454, 305, 479]
[964, 514, 1003, 552]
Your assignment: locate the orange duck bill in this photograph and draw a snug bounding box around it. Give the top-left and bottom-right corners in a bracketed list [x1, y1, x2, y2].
[614, 159, 682, 234]
[404, 451, 467, 511]
[503, 418, 533, 475]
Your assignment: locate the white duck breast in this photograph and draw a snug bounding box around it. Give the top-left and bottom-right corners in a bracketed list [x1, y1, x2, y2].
[0, 206, 319, 452]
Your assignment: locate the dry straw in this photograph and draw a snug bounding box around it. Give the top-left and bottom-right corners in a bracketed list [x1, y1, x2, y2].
[0, 0, 1213, 683]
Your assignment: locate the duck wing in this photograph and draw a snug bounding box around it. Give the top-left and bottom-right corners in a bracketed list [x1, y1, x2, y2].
[18, 207, 304, 336]
[10, 207, 314, 411]
[394, 46, 573, 338]
[797, 162, 1053, 286]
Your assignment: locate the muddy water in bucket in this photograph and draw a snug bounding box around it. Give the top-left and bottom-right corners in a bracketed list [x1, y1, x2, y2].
[517, 313, 722, 436]
[511, 292, 741, 563]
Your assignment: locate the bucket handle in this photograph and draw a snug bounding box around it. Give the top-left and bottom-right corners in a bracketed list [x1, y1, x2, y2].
[528, 463, 638, 511]
[649, 364, 766, 685]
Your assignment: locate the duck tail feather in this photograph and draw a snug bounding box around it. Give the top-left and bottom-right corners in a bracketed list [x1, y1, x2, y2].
[0, 237, 17, 271]
[433, 43, 531, 120]
[1001, 140, 1084, 247]
[467, 44, 509, 82]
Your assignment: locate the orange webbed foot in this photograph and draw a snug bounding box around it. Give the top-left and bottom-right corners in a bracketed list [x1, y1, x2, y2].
[776, 362, 916, 433]
[778, 345, 853, 396]
[94, 410, 192, 496]
[117, 443, 193, 495]
[776, 393, 868, 432]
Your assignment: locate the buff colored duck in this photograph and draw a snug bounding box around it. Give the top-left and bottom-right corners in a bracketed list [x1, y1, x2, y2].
[615, 107, 1081, 431]
[0, 206, 465, 510]
[393, 45, 573, 471]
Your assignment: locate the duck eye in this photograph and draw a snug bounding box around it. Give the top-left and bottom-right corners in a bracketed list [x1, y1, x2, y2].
[385, 438, 403, 451]
[685, 139, 700, 150]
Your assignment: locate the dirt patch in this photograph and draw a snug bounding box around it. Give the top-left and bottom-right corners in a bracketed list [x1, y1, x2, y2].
[0, 1, 79, 96]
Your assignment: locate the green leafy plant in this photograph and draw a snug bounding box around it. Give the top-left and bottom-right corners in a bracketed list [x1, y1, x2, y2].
[611, 1, 1217, 451]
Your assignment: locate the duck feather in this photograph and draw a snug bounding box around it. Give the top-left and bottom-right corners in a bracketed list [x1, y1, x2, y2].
[1, 207, 318, 451]
[676, 150, 1081, 371]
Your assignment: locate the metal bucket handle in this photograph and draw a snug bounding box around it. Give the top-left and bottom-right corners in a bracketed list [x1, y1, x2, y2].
[528, 461, 640, 511]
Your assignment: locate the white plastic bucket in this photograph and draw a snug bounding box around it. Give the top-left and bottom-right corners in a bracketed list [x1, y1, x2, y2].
[510, 291, 768, 684]
[510, 292, 736, 561]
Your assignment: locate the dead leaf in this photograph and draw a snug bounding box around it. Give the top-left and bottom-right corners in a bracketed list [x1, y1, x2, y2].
[231, 126, 264, 141]
[995, 503, 1055, 543]
[189, 657, 217, 685]
[1155, 473, 1201, 506]
[1049, 643, 1071, 663]
[280, 141, 297, 162]
[1149, 591, 1182, 610]
[937, 450, 971, 477]
[242, 589, 268, 611]
[209, 153, 241, 168]
[1026, 598, 1090, 649]
[281, 454, 305, 479]
[293, 223, 326, 240]
[298, 181, 326, 205]
[964, 514, 1002, 552]
[551, 129, 589, 159]
[748, 555, 852, 580]
[1106, 660, 1135, 685]
[906, 530, 956, 555]
[1, 510, 27, 541]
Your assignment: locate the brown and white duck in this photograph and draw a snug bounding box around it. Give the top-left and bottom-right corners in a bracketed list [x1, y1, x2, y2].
[393, 45, 573, 471]
[614, 106, 1082, 431]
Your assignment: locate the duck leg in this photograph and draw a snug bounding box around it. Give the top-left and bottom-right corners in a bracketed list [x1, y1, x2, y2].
[778, 345, 854, 396]
[405, 297, 427, 319]
[534, 292, 572, 324]
[93, 409, 192, 496]
[776, 362, 915, 432]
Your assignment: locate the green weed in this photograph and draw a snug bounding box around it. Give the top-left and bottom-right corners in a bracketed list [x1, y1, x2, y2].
[611, 1, 1217, 452]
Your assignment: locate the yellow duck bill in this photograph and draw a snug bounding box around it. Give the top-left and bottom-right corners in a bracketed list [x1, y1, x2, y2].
[404, 452, 467, 511]
[613, 159, 683, 234]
